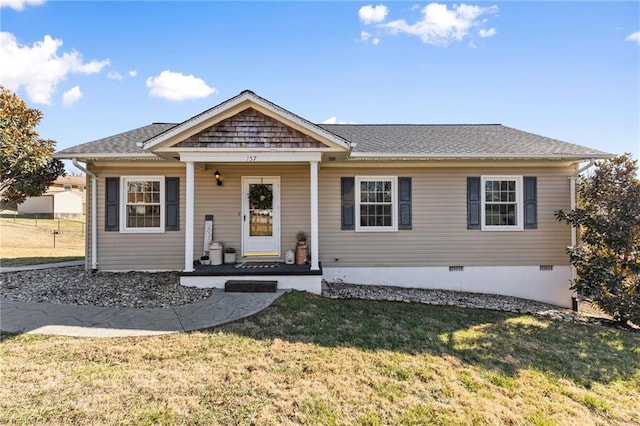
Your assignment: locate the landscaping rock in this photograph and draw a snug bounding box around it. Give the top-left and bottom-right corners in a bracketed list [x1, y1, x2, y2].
[322, 281, 597, 325]
[1, 266, 212, 308]
[0, 267, 632, 331]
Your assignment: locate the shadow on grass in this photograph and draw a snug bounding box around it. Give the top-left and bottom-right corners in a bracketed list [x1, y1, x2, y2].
[0, 331, 23, 343]
[216, 291, 640, 387]
[0, 256, 84, 267]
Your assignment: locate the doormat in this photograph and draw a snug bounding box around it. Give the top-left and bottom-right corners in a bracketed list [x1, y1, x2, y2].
[233, 262, 280, 269]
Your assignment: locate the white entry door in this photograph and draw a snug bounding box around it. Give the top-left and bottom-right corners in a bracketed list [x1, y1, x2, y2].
[242, 177, 280, 257]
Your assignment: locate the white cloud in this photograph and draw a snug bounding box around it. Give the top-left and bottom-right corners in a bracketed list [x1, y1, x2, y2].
[62, 85, 82, 106]
[0, 32, 109, 104]
[478, 27, 497, 38]
[107, 71, 123, 80]
[0, 0, 45, 11]
[626, 31, 640, 44]
[77, 60, 109, 74]
[383, 3, 498, 46]
[361, 30, 380, 45]
[359, 4, 389, 24]
[323, 116, 356, 125]
[146, 70, 217, 101]
[129, 70, 137, 77]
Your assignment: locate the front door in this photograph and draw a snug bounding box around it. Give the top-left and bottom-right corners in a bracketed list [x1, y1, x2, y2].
[242, 177, 280, 257]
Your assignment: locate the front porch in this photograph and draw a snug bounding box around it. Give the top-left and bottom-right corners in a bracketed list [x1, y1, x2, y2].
[179, 262, 323, 294]
[141, 92, 351, 279]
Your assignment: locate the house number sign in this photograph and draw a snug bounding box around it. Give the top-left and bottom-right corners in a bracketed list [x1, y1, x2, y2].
[246, 156, 257, 162]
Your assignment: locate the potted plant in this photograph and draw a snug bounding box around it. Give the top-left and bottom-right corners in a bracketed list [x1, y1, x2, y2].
[295, 231, 308, 265]
[224, 247, 237, 264]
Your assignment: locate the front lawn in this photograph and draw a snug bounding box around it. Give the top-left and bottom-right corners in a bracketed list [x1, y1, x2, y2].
[0, 213, 85, 266]
[1, 291, 638, 425]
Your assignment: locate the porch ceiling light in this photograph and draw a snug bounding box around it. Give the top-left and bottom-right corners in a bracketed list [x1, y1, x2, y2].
[214, 170, 223, 186]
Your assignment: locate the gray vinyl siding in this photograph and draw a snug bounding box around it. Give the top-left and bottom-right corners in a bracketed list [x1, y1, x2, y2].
[88, 164, 186, 271]
[319, 166, 572, 267]
[87, 163, 310, 271]
[193, 164, 310, 257]
[86, 162, 572, 271]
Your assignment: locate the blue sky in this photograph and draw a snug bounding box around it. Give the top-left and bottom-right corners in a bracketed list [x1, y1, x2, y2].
[1, 0, 639, 168]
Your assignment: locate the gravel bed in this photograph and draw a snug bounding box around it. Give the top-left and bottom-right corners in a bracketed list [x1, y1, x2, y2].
[322, 281, 593, 324]
[1, 266, 213, 308]
[0, 267, 630, 330]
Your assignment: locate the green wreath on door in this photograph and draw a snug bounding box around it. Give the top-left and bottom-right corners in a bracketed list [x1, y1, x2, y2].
[248, 184, 273, 210]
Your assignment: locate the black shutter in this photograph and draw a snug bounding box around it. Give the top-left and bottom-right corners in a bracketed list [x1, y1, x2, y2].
[165, 177, 180, 231]
[398, 177, 412, 230]
[467, 177, 481, 229]
[523, 176, 537, 229]
[341, 177, 355, 230]
[105, 177, 119, 231]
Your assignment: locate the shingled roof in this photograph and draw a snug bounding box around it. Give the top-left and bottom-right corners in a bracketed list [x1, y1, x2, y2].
[320, 124, 611, 158]
[55, 90, 611, 161]
[56, 121, 610, 161]
[56, 123, 176, 156]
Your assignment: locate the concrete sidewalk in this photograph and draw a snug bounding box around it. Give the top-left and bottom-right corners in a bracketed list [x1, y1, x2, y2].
[0, 290, 286, 337]
[0, 260, 85, 273]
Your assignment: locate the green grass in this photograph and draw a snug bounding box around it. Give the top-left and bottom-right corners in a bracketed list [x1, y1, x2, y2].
[1, 291, 639, 425]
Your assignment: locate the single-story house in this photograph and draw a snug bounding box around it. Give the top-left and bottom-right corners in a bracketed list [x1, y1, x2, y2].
[54, 90, 613, 307]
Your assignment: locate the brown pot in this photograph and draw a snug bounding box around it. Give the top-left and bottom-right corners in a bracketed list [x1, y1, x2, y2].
[295, 241, 308, 265]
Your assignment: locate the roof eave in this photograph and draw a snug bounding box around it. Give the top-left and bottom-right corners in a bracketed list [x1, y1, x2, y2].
[53, 152, 160, 161]
[348, 152, 616, 161]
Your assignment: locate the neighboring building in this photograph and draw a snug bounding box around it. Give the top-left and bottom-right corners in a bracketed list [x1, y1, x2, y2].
[54, 90, 613, 307]
[52, 175, 87, 196]
[17, 176, 86, 219]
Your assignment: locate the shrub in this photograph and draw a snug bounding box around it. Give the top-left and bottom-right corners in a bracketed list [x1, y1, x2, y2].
[556, 154, 640, 325]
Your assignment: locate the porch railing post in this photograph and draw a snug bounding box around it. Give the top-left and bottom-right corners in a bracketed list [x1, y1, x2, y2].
[310, 160, 319, 270]
[184, 161, 195, 272]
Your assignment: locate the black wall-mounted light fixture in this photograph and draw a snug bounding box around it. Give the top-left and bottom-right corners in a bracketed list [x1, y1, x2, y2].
[214, 170, 223, 186]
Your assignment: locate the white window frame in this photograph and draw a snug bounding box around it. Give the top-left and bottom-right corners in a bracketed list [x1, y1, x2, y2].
[481, 175, 523, 231]
[120, 176, 165, 233]
[355, 176, 398, 232]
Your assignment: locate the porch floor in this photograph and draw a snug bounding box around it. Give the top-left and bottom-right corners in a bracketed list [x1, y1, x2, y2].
[180, 262, 322, 277]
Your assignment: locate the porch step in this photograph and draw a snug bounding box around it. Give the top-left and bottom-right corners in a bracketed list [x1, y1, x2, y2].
[224, 280, 278, 293]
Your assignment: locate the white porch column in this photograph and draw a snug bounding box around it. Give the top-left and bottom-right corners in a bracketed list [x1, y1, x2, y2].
[310, 160, 319, 270]
[184, 161, 195, 272]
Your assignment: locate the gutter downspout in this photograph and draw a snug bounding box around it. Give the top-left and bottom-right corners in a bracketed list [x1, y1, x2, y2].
[72, 159, 98, 271]
[569, 159, 596, 310]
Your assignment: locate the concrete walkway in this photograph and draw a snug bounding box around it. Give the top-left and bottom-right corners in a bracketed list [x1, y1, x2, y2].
[0, 290, 286, 337]
[1, 261, 286, 337]
[0, 260, 85, 273]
